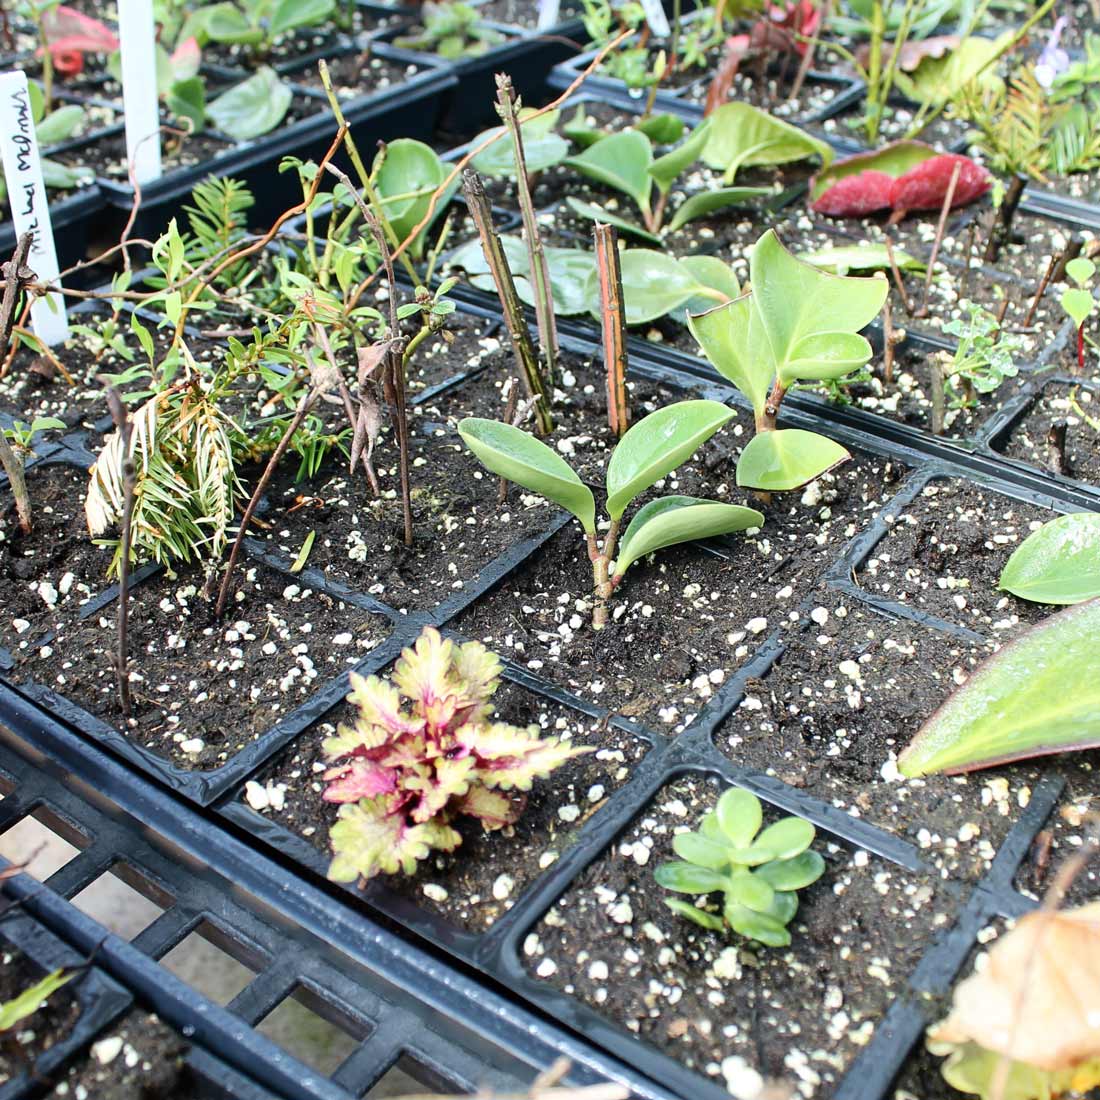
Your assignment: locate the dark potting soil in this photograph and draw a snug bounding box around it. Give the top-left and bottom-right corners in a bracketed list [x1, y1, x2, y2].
[0, 948, 81, 1085]
[679, 63, 849, 124]
[453, 422, 906, 732]
[52, 127, 234, 182]
[285, 50, 424, 98]
[527, 773, 961, 1098]
[854, 477, 1059, 637]
[999, 381, 1100, 486]
[243, 678, 649, 932]
[716, 597, 1090, 882]
[46, 1010, 191, 1100]
[0, 463, 111, 658]
[10, 562, 389, 770]
[813, 102, 968, 151]
[474, 0, 581, 26]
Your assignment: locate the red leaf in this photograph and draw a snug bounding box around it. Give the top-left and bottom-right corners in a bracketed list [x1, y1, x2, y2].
[890, 153, 991, 215]
[322, 760, 398, 803]
[811, 170, 896, 216]
[40, 5, 119, 55]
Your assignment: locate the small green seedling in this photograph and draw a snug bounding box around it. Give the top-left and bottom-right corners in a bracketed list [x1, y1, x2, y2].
[0, 969, 72, 1033]
[0, 416, 65, 536]
[1061, 256, 1096, 373]
[459, 400, 763, 629]
[654, 787, 826, 947]
[690, 229, 887, 492]
[939, 301, 1024, 418]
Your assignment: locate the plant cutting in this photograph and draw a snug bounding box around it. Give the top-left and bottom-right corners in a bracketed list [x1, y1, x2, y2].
[898, 598, 1100, 776]
[563, 103, 826, 240]
[393, 1, 506, 58]
[1061, 257, 1096, 374]
[927, 902, 1100, 1100]
[690, 228, 887, 491]
[808, 142, 990, 220]
[324, 627, 587, 882]
[181, 0, 336, 58]
[458, 401, 763, 628]
[0, 968, 72, 1034]
[998, 512, 1100, 605]
[654, 787, 825, 947]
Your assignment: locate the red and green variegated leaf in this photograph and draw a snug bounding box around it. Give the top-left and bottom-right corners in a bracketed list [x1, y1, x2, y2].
[322, 760, 397, 803]
[377, 736, 429, 771]
[452, 638, 503, 712]
[344, 672, 423, 742]
[420, 818, 463, 854]
[455, 786, 522, 829]
[405, 756, 477, 823]
[328, 795, 433, 881]
[322, 720, 380, 760]
[392, 626, 455, 710]
[466, 723, 589, 790]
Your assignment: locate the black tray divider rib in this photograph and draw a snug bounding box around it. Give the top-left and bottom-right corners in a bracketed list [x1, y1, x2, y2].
[0, 910, 131, 1100]
[0, 704, 683, 1100]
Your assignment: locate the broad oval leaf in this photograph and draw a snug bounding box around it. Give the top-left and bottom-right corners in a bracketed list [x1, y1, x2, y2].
[613, 496, 763, 578]
[208, 67, 292, 141]
[672, 830, 731, 870]
[675, 255, 740, 323]
[688, 292, 771, 415]
[727, 871, 776, 914]
[458, 418, 595, 533]
[471, 110, 569, 177]
[637, 113, 686, 144]
[699, 811, 723, 839]
[716, 787, 763, 848]
[36, 104, 84, 146]
[756, 850, 826, 891]
[1062, 287, 1094, 327]
[754, 816, 816, 861]
[270, 0, 336, 36]
[648, 119, 711, 194]
[782, 331, 874, 384]
[564, 129, 654, 214]
[665, 897, 725, 931]
[565, 197, 659, 243]
[605, 401, 735, 519]
[702, 102, 833, 182]
[653, 860, 728, 894]
[615, 250, 713, 325]
[666, 186, 771, 232]
[375, 139, 452, 252]
[998, 513, 1100, 605]
[808, 140, 937, 204]
[898, 599, 1100, 776]
[768, 890, 799, 926]
[724, 901, 791, 946]
[736, 429, 850, 492]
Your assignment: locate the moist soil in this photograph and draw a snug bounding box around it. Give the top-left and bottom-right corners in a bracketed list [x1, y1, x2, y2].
[242, 678, 650, 933]
[717, 596, 1096, 882]
[999, 380, 1100, 486]
[286, 50, 424, 98]
[473, 0, 581, 26]
[813, 102, 968, 150]
[53, 127, 234, 182]
[0, 948, 81, 1085]
[10, 561, 389, 771]
[46, 1010, 191, 1100]
[679, 64, 851, 124]
[526, 772, 961, 1098]
[855, 477, 1059, 637]
[0, 463, 110, 658]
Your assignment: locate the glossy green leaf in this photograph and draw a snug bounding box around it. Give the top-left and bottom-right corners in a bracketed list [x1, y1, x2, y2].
[808, 140, 936, 203]
[727, 871, 775, 913]
[457, 418, 595, 533]
[782, 331, 875, 384]
[167, 77, 206, 134]
[208, 67, 291, 140]
[564, 129, 653, 215]
[471, 110, 569, 177]
[755, 816, 816, 860]
[716, 787, 762, 847]
[724, 901, 791, 946]
[750, 230, 888, 383]
[665, 898, 725, 931]
[564, 197, 659, 243]
[898, 599, 1100, 776]
[672, 830, 731, 870]
[1066, 257, 1096, 288]
[615, 250, 714, 325]
[756, 850, 826, 891]
[702, 102, 833, 183]
[674, 256, 740, 323]
[605, 400, 734, 519]
[648, 120, 710, 194]
[375, 139, 454, 255]
[612, 497, 764, 577]
[653, 860, 728, 894]
[637, 113, 685, 144]
[999, 513, 1100, 604]
[797, 243, 926, 275]
[893, 31, 1013, 106]
[736, 429, 850, 492]
[688, 292, 771, 415]
[270, 0, 335, 35]
[666, 186, 771, 232]
[768, 890, 799, 926]
[1062, 287, 1094, 327]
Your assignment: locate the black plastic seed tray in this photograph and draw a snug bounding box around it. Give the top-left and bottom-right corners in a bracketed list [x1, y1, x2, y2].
[0, 908, 130, 1100]
[0, 706, 676, 1100]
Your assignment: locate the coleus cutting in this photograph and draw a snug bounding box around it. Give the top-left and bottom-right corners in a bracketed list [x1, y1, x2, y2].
[324, 628, 587, 882]
[809, 141, 990, 222]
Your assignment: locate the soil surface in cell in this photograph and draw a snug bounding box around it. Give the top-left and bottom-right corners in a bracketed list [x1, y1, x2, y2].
[0, 948, 81, 1084]
[1000, 381, 1100, 486]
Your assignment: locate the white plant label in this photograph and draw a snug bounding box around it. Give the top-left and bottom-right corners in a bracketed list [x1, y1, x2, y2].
[0, 70, 70, 345]
[638, 0, 671, 40]
[118, 0, 162, 184]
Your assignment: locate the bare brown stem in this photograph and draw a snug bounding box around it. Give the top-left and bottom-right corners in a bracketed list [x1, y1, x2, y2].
[1023, 254, 1057, 329]
[983, 173, 1025, 265]
[1047, 419, 1071, 477]
[593, 223, 629, 439]
[930, 351, 948, 436]
[883, 234, 913, 316]
[102, 384, 135, 717]
[918, 161, 962, 318]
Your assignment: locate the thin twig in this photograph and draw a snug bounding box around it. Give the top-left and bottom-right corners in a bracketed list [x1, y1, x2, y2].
[918, 160, 962, 318]
[789, 0, 831, 101]
[102, 384, 135, 717]
[1023, 254, 1057, 328]
[593, 222, 629, 438]
[883, 234, 913, 315]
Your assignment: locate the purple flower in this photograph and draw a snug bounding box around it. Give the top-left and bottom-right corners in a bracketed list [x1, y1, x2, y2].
[1036, 16, 1070, 89]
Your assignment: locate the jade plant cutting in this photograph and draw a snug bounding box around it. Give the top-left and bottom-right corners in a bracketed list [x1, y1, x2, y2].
[654, 787, 825, 947]
[690, 229, 887, 492]
[459, 401, 763, 628]
[323, 627, 586, 882]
